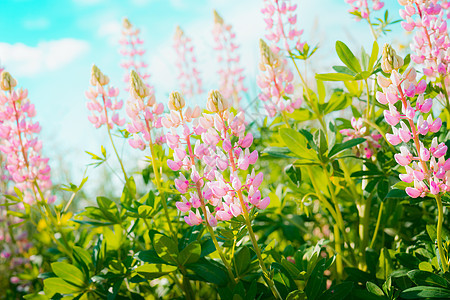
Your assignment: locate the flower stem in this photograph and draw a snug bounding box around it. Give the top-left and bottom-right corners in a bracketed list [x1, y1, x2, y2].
[369, 201, 384, 249]
[147, 134, 176, 239]
[435, 194, 448, 272]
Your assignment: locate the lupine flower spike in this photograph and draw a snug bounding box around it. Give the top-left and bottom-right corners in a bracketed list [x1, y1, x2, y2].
[86, 65, 125, 129]
[261, 0, 305, 53]
[212, 11, 247, 108]
[173, 26, 203, 97]
[0, 72, 54, 204]
[126, 70, 165, 150]
[257, 39, 302, 117]
[119, 18, 151, 89]
[377, 44, 448, 198]
[346, 0, 384, 21]
[340, 117, 382, 159]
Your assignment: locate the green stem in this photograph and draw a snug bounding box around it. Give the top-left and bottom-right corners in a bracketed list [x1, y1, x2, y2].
[369, 202, 384, 249]
[148, 134, 176, 239]
[435, 194, 448, 272]
[333, 225, 343, 282]
[206, 225, 236, 284]
[358, 189, 375, 269]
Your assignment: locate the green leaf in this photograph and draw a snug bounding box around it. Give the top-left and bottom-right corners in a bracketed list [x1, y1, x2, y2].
[179, 241, 201, 265]
[332, 65, 356, 76]
[369, 41, 379, 71]
[153, 234, 179, 265]
[328, 138, 366, 158]
[317, 79, 326, 104]
[401, 286, 450, 299]
[188, 258, 228, 286]
[285, 164, 302, 188]
[377, 180, 389, 200]
[138, 205, 153, 218]
[135, 250, 166, 264]
[366, 282, 385, 297]
[305, 258, 327, 300]
[407, 270, 450, 288]
[135, 264, 177, 280]
[263, 147, 296, 159]
[43, 278, 82, 295]
[51, 262, 86, 287]
[279, 128, 317, 160]
[316, 73, 355, 82]
[336, 40, 362, 73]
[318, 281, 354, 300]
[235, 246, 251, 275]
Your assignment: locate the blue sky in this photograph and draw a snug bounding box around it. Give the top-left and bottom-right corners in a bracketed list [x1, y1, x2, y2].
[0, 0, 404, 194]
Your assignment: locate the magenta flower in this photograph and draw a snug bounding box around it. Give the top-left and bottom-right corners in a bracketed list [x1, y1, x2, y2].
[126, 70, 165, 150]
[173, 26, 203, 97]
[85, 65, 125, 129]
[257, 39, 302, 117]
[340, 117, 382, 159]
[345, 0, 384, 20]
[119, 18, 151, 88]
[377, 45, 449, 199]
[164, 90, 269, 226]
[0, 71, 54, 204]
[212, 11, 247, 108]
[261, 0, 305, 53]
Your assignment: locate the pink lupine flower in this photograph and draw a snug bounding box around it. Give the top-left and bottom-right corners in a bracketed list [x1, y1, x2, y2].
[346, 0, 384, 21]
[119, 18, 151, 89]
[212, 11, 247, 108]
[173, 26, 203, 97]
[165, 90, 270, 226]
[340, 117, 382, 159]
[0, 72, 54, 204]
[261, 0, 305, 53]
[258, 39, 302, 117]
[399, 0, 450, 83]
[378, 44, 450, 198]
[86, 65, 125, 129]
[125, 70, 165, 150]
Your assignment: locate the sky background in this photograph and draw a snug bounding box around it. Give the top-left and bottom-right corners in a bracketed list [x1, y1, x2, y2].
[0, 0, 404, 196]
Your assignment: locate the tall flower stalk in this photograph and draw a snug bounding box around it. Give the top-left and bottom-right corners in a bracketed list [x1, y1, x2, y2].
[119, 18, 151, 89]
[212, 11, 247, 108]
[377, 44, 449, 272]
[126, 70, 175, 236]
[86, 65, 129, 186]
[173, 26, 203, 98]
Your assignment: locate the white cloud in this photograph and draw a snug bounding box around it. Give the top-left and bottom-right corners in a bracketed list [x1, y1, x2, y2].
[0, 39, 90, 77]
[98, 20, 122, 45]
[23, 17, 50, 30]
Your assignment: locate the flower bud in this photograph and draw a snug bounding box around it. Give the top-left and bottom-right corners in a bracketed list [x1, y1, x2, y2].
[130, 70, 150, 99]
[168, 91, 186, 110]
[174, 25, 184, 40]
[259, 39, 275, 65]
[381, 44, 404, 73]
[207, 90, 229, 112]
[122, 17, 132, 30]
[90, 65, 110, 86]
[213, 10, 224, 25]
[0, 72, 17, 91]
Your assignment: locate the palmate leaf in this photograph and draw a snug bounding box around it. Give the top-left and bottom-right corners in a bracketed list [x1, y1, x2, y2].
[335, 40, 362, 73]
[51, 262, 87, 287]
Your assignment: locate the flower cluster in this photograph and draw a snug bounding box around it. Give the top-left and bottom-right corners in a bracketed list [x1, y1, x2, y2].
[399, 0, 450, 80]
[261, 0, 305, 53]
[212, 11, 247, 108]
[173, 26, 203, 97]
[340, 117, 382, 158]
[345, 0, 384, 20]
[163, 90, 269, 226]
[0, 72, 54, 204]
[119, 18, 151, 88]
[257, 39, 302, 117]
[376, 45, 449, 198]
[126, 70, 165, 150]
[85, 65, 125, 129]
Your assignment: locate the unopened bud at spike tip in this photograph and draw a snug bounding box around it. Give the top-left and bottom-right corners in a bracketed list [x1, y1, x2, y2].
[122, 17, 132, 30]
[213, 10, 224, 25]
[130, 70, 150, 99]
[207, 90, 229, 112]
[0, 72, 17, 91]
[91, 64, 110, 86]
[259, 39, 275, 65]
[381, 44, 404, 73]
[168, 91, 185, 111]
[174, 26, 184, 39]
